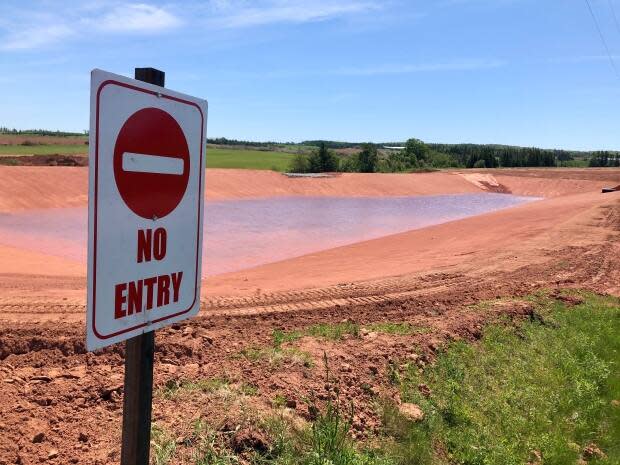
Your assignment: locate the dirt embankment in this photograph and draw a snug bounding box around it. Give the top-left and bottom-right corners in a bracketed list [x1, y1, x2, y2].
[204, 170, 482, 200]
[0, 167, 619, 464]
[0, 167, 480, 212]
[1, 167, 618, 213]
[0, 155, 87, 167]
[457, 169, 620, 197]
[0, 167, 87, 212]
[0, 195, 619, 465]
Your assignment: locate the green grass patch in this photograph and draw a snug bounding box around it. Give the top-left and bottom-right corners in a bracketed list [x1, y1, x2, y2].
[240, 382, 260, 396]
[272, 393, 289, 409]
[306, 322, 360, 340]
[273, 322, 360, 348]
[380, 291, 620, 465]
[206, 147, 295, 171]
[189, 418, 239, 465]
[239, 346, 313, 368]
[158, 377, 230, 399]
[0, 144, 87, 155]
[151, 424, 176, 465]
[272, 321, 426, 347]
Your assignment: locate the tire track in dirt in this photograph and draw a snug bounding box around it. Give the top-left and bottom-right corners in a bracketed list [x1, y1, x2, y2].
[204, 272, 468, 313]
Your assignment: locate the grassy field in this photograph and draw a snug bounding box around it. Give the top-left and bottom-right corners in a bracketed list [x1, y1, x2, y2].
[206, 147, 294, 171]
[385, 290, 620, 465]
[0, 143, 295, 171]
[0, 144, 88, 156]
[149, 290, 619, 465]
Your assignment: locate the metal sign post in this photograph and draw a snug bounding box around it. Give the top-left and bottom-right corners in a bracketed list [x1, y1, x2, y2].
[120, 67, 164, 465]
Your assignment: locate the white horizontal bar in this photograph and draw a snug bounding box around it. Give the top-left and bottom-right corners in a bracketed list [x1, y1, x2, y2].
[122, 152, 184, 175]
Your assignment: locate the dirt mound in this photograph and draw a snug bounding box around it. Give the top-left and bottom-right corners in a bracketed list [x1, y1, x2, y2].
[458, 169, 620, 197]
[457, 173, 511, 193]
[0, 155, 87, 167]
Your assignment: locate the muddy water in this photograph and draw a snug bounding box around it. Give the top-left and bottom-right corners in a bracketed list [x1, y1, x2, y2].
[0, 194, 537, 276]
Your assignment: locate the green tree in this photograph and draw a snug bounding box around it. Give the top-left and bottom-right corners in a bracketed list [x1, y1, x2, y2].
[404, 138, 429, 166]
[339, 155, 359, 172]
[288, 153, 311, 173]
[309, 142, 339, 172]
[357, 143, 378, 173]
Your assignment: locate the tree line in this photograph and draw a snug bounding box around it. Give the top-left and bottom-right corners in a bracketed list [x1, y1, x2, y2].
[289, 139, 620, 173]
[2, 126, 616, 170]
[207, 137, 296, 147]
[428, 144, 559, 168]
[588, 151, 620, 167]
[0, 127, 85, 137]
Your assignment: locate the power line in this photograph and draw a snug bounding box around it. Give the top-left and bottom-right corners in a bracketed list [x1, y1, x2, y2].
[609, 0, 620, 36]
[584, 0, 620, 79]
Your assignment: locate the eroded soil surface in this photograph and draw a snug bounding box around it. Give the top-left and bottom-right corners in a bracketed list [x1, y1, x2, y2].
[1, 195, 619, 464]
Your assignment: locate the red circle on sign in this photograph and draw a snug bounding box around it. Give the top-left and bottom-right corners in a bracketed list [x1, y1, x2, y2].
[113, 108, 190, 219]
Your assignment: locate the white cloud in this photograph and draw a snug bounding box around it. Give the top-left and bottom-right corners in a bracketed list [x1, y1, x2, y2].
[0, 2, 182, 51]
[0, 0, 380, 51]
[93, 3, 182, 33]
[208, 0, 381, 28]
[1, 24, 74, 51]
[0, 0, 377, 51]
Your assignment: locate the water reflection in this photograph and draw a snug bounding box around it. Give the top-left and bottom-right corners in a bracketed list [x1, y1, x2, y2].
[0, 193, 537, 276]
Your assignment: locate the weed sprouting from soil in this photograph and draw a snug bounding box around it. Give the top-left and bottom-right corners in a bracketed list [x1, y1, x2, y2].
[307, 323, 360, 341]
[272, 394, 288, 409]
[240, 383, 260, 396]
[272, 321, 427, 347]
[151, 424, 176, 465]
[273, 322, 360, 347]
[284, 353, 388, 465]
[158, 377, 231, 399]
[305, 353, 356, 465]
[191, 419, 239, 465]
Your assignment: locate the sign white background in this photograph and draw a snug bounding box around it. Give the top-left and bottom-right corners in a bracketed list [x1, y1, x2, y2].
[87, 69, 207, 350]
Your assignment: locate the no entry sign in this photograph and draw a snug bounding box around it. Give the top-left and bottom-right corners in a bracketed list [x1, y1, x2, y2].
[87, 69, 207, 350]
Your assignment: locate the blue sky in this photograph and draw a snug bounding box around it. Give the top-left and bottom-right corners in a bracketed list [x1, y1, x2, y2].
[1, 0, 619, 150]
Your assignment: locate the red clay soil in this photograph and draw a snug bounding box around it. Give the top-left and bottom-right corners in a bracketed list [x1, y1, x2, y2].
[0, 155, 87, 167]
[1, 167, 616, 214]
[0, 168, 619, 464]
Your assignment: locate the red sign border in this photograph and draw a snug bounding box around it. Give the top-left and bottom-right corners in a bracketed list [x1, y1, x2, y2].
[92, 79, 204, 341]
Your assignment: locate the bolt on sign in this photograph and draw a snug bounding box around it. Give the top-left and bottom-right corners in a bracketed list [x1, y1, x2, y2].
[87, 69, 207, 350]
